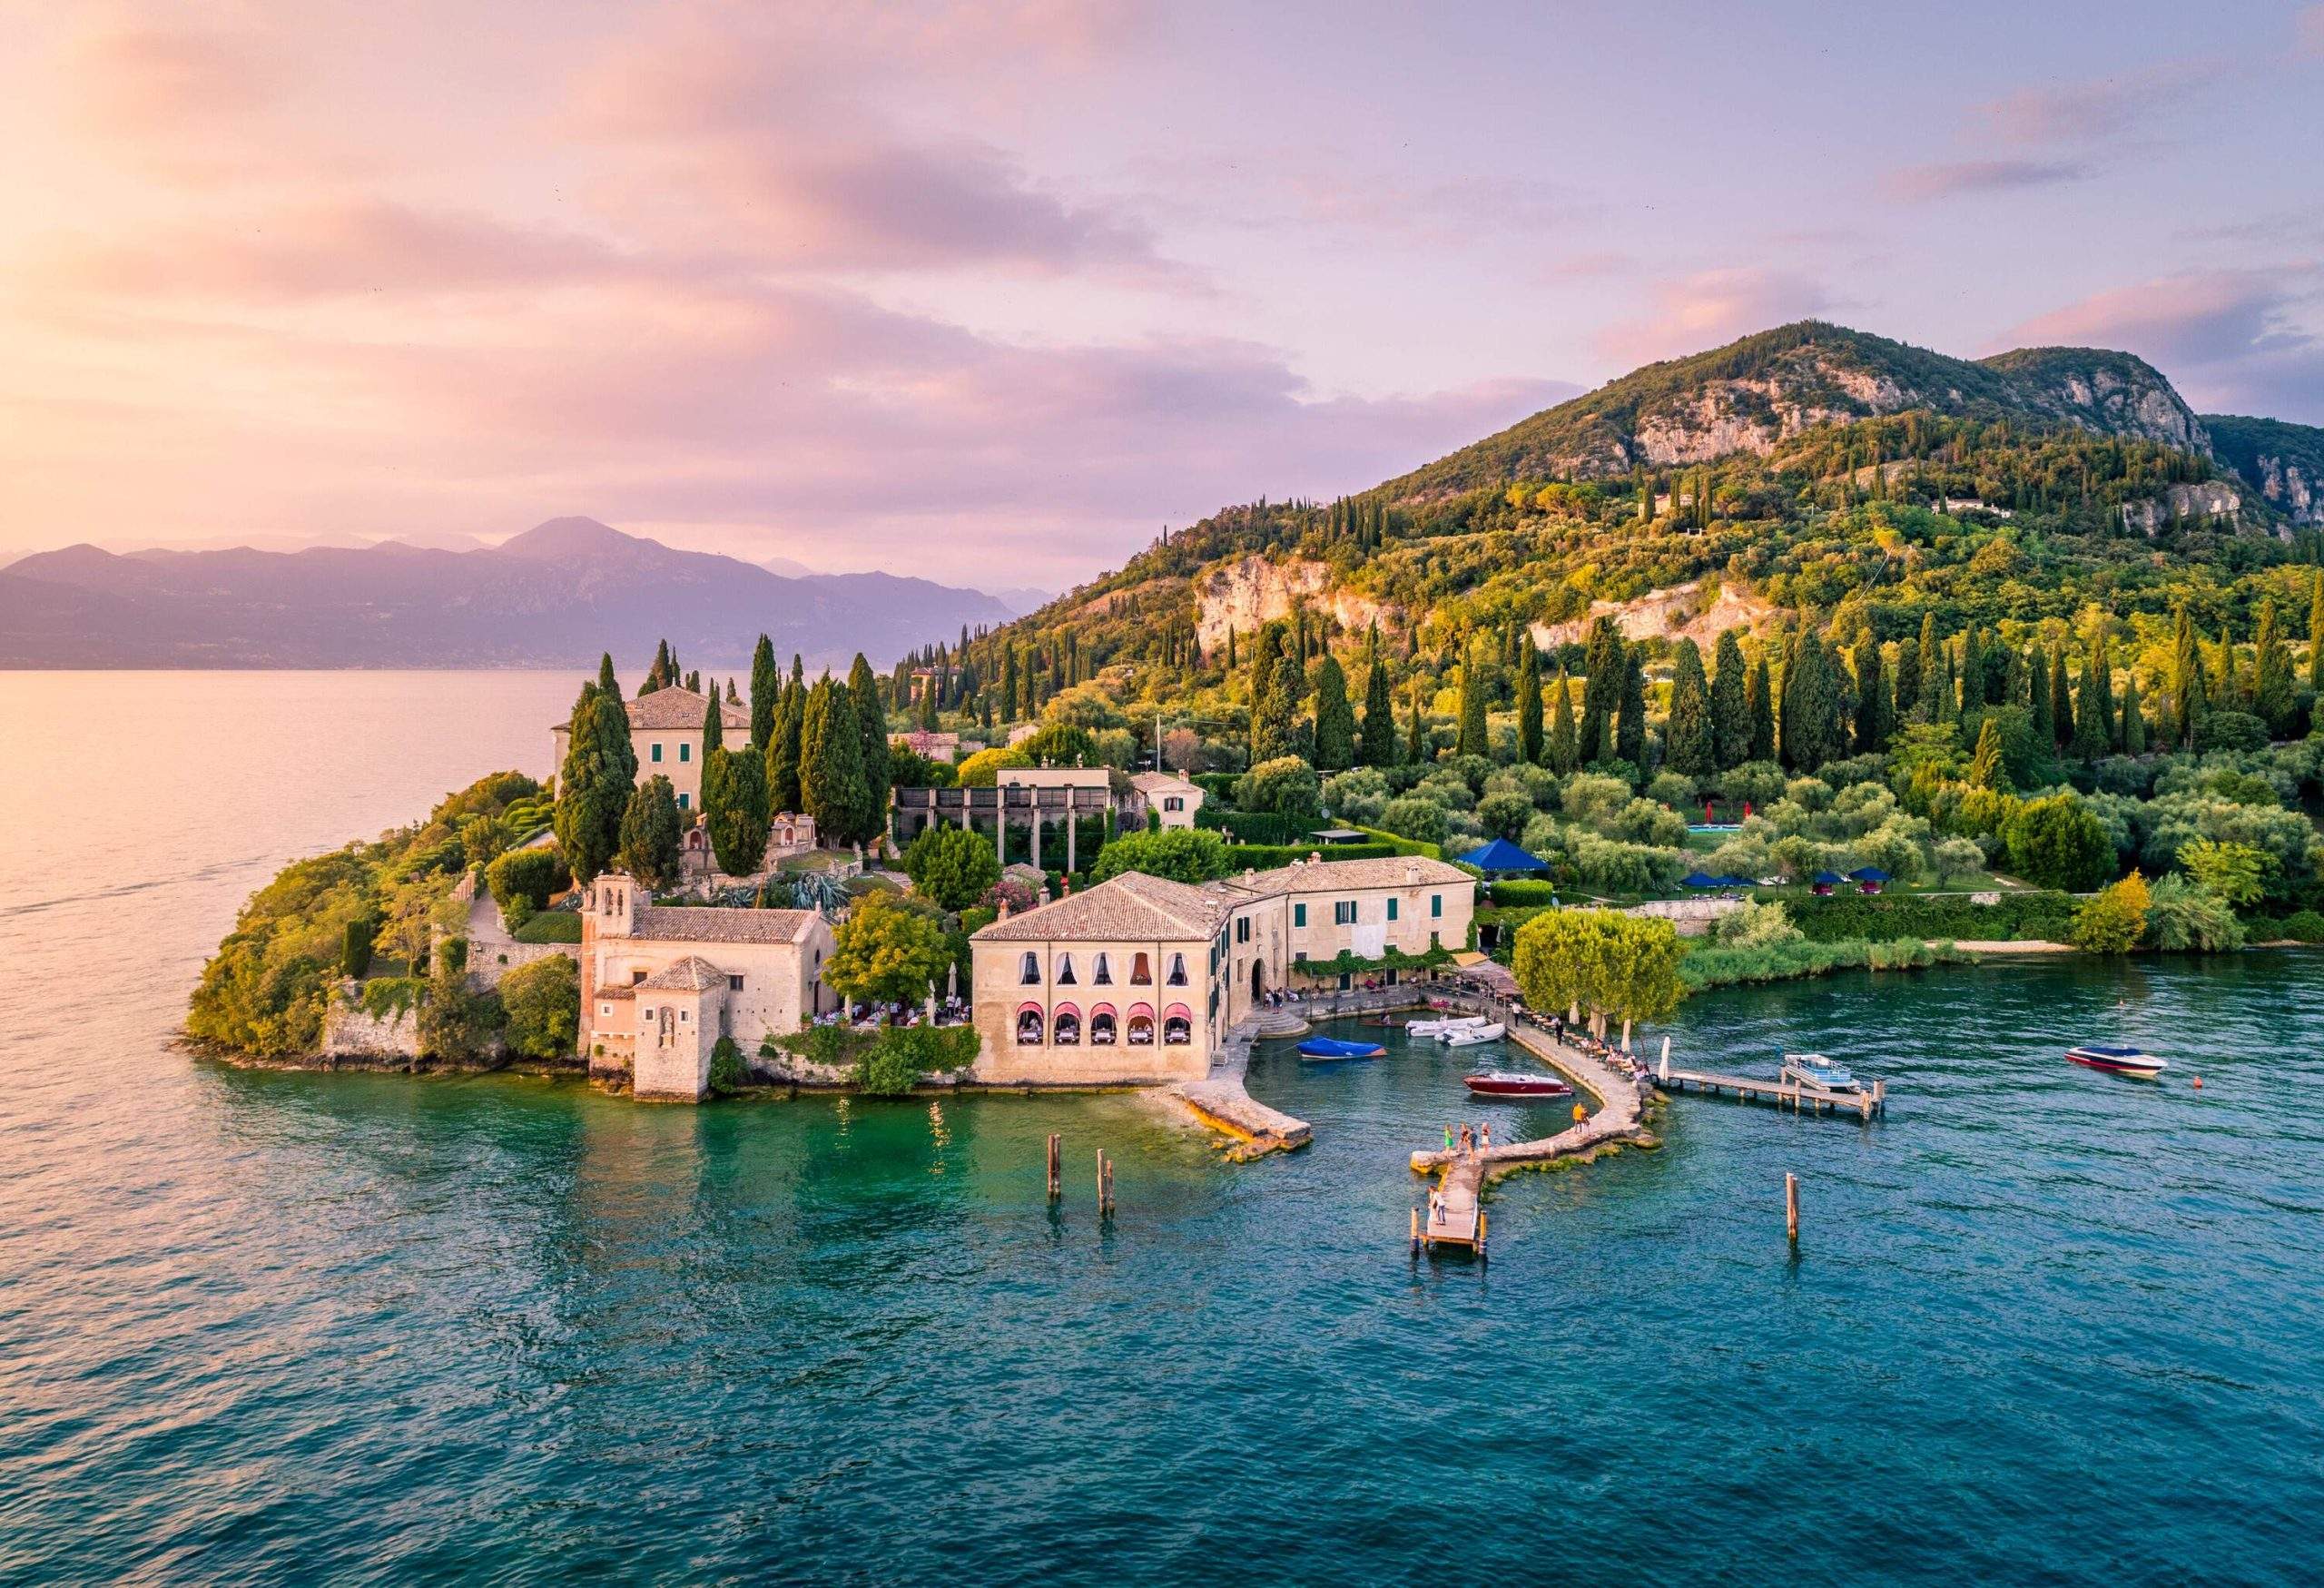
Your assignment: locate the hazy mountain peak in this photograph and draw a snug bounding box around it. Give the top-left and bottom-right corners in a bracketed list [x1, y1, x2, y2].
[497, 516, 639, 558]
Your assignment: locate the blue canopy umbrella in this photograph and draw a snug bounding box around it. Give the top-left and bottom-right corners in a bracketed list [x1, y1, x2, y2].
[1456, 838, 1549, 873]
[1680, 871, 1723, 889]
[1847, 867, 1893, 883]
[1813, 870, 1847, 886]
[1717, 874, 1758, 887]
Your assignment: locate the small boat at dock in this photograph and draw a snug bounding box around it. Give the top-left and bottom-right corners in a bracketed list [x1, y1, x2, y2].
[1407, 1015, 1487, 1038]
[1440, 1022, 1505, 1047]
[1779, 1052, 1861, 1093]
[1297, 1036, 1386, 1061]
[2065, 1043, 2167, 1078]
[1462, 1070, 1572, 1098]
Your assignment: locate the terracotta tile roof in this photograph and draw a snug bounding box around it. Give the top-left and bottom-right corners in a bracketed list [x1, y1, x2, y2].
[593, 985, 637, 1001]
[556, 685, 750, 733]
[629, 904, 819, 944]
[1232, 854, 1472, 896]
[636, 955, 726, 991]
[971, 871, 1230, 942]
[1129, 771, 1200, 794]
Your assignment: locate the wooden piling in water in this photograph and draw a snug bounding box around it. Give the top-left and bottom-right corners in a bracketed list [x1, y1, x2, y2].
[1046, 1132, 1060, 1199]
[1097, 1149, 1114, 1217]
[1786, 1172, 1799, 1244]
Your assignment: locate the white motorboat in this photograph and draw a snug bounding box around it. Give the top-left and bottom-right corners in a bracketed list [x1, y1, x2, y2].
[1440, 1022, 1506, 1048]
[1779, 1052, 1862, 1092]
[1407, 1015, 1489, 1038]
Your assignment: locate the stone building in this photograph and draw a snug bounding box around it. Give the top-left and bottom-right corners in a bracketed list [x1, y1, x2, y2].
[578, 873, 838, 1100]
[550, 684, 749, 813]
[968, 853, 1474, 1084]
[1129, 770, 1204, 829]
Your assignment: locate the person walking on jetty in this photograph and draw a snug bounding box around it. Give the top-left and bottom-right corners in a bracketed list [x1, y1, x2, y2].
[1443, 1123, 1454, 1153]
[1481, 1121, 1492, 1154]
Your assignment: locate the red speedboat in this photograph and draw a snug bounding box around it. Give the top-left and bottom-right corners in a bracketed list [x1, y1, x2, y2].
[1463, 1070, 1573, 1098]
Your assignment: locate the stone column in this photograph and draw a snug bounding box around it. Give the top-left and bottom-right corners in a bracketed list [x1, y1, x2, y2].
[1064, 787, 1077, 873]
[994, 792, 1005, 866]
[1030, 794, 1041, 872]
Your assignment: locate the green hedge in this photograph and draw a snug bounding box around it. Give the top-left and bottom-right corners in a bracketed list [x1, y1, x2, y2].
[1195, 806, 1308, 845]
[1343, 824, 1446, 862]
[1680, 937, 1973, 991]
[512, 910, 584, 943]
[1476, 879, 1561, 906]
[1781, 891, 2076, 943]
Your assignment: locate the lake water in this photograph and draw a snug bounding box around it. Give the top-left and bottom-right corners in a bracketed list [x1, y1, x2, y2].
[2, 671, 2320, 1585]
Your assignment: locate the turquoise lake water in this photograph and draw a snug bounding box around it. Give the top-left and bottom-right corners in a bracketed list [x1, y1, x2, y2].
[2, 672, 2320, 1584]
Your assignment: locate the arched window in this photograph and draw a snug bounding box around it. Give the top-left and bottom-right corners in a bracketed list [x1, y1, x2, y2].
[1126, 1004, 1155, 1045]
[1162, 1004, 1193, 1045]
[1019, 952, 1040, 985]
[1166, 953, 1188, 987]
[1130, 952, 1152, 985]
[1093, 953, 1112, 985]
[1053, 1006, 1081, 1045]
[1056, 954, 1077, 985]
[1015, 1005, 1044, 1044]
[1090, 1006, 1118, 1045]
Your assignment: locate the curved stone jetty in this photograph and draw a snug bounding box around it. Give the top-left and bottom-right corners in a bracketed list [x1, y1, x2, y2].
[1170, 1017, 1311, 1159]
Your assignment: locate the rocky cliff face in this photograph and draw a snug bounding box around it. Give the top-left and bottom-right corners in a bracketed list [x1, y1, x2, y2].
[1378, 321, 2215, 502]
[1195, 556, 1385, 657]
[2204, 414, 2324, 527]
[2118, 480, 2249, 537]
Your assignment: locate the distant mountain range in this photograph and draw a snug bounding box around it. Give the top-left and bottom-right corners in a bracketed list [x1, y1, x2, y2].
[0, 517, 1025, 671]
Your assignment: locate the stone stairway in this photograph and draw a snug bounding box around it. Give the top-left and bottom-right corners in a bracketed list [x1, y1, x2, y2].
[1252, 1005, 1312, 1039]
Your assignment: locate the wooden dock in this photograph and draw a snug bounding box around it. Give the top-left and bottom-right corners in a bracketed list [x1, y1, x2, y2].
[1656, 1060, 1886, 1119]
[1413, 1154, 1487, 1258]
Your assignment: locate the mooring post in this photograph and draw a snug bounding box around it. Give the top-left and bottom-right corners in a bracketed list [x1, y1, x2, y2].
[1047, 1132, 1061, 1199]
[1786, 1172, 1799, 1244]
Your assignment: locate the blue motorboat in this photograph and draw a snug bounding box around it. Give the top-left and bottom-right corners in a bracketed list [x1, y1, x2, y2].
[1297, 1036, 1386, 1061]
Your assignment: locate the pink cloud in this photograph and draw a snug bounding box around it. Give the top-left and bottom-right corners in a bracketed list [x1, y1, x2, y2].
[1999, 269, 2324, 422]
[1973, 64, 2218, 149]
[1595, 270, 1832, 368]
[561, 11, 1176, 281]
[1880, 159, 2086, 203]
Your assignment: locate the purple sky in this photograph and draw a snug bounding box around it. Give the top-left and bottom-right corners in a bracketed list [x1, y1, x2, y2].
[4, 1, 2319, 590]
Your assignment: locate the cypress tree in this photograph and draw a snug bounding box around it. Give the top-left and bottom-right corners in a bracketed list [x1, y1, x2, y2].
[749, 634, 778, 753]
[1914, 614, 1945, 723]
[1577, 618, 1621, 759]
[2068, 644, 2106, 761]
[1516, 641, 1544, 765]
[801, 678, 868, 846]
[1000, 646, 1019, 722]
[847, 655, 891, 841]
[1852, 637, 1890, 755]
[1405, 680, 1427, 764]
[645, 639, 671, 693]
[1892, 625, 1921, 725]
[767, 680, 805, 814]
[1968, 716, 2006, 790]
[1666, 638, 1712, 779]
[615, 774, 684, 889]
[2120, 668, 2147, 755]
[554, 655, 635, 884]
[1748, 656, 1776, 763]
[1959, 627, 1984, 714]
[1709, 629, 1750, 769]
[2047, 646, 2073, 751]
[2170, 605, 2204, 749]
[1614, 643, 1647, 770]
[2026, 644, 2053, 750]
[1456, 638, 1488, 758]
[700, 691, 769, 877]
[2254, 598, 2295, 735]
[1548, 667, 1579, 774]
[1360, 625, 1397, 766]
[684, 669, 700, 695]
[1313, 654, 1356, 770]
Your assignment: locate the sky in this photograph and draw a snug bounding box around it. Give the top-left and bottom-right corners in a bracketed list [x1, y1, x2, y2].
[3, 0, 2321, 591]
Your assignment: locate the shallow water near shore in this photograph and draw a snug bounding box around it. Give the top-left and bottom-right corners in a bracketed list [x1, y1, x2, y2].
[3, 672, 2321, 1585]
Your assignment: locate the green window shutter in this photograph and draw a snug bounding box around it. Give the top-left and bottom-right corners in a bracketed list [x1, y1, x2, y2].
[1294, 902, 1306, 927]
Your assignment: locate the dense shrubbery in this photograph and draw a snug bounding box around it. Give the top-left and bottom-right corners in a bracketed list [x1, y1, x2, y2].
[500, 955, 579, 1059]
[762, 1023, 978, 1095]
[1785, 891, 2077, 943]
[190, 771, 544, 1057]
[1682, 935, 1962, 990]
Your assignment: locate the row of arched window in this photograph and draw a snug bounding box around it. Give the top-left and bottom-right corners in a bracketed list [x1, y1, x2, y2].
[1019, 951, 1187, 988]
[1015, 1002, 1193, 1046]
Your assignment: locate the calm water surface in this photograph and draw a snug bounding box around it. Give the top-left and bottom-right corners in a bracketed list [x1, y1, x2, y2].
[3, 671, 2320, 1585]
